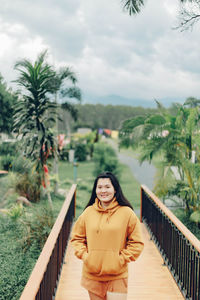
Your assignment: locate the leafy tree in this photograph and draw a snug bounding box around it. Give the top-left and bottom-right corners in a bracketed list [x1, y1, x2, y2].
[0, 74, 17, 133]
[66, 103, 156, 132]
[13, 50, 58, 206]
[50, 66, 82, 121]
[93, 142, 121, 177]
[184, 97, 200, 108]
[176, 0, 200, 31]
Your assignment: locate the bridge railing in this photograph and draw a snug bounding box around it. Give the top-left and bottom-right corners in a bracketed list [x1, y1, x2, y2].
[19, 184, 76, 300]
[141, 184, 200, 300]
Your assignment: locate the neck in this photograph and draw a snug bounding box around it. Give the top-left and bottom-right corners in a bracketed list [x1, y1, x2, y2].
[99, 197, 115, 208]
[100, 201, 111, 208]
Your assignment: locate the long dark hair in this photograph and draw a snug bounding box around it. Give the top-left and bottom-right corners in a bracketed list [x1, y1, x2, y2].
[85, 171, 133, 210]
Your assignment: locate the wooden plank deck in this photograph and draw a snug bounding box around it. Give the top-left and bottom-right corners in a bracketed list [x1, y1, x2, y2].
[55, 224, 184, 300]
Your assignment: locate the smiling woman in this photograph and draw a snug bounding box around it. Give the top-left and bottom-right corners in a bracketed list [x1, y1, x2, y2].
[95, 178, 115, 208]
[71, 171, 144, 300]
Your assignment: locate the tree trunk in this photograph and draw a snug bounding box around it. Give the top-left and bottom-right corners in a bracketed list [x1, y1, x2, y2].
[44, 174, 53, 208]
[53, 151, 59, 194]
[53, 92, 59, 195]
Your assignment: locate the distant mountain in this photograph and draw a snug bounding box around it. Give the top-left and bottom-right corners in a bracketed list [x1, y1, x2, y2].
[83, 94, 185, 108]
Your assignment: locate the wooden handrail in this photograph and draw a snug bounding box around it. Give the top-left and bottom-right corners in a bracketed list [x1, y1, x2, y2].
[20, 184, 77, 300]
[0, 170, 8, 174]
[141, 184, 200, 253]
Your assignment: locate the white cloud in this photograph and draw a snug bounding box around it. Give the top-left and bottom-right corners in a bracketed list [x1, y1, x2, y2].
[0, 0, 200, 104]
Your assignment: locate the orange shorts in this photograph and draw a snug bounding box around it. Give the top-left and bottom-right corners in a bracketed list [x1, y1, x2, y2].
[81, 276, 128, 298]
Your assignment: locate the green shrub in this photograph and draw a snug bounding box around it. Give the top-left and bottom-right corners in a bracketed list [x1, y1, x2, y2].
[93, 142, 121, 177]
[59, 145, 69, 161]
[0, 215, 40, 300]
[12, 155, 32, 174]
[21, 205, 54, 251]
[174, 209, 200, 239]
[1, 155, 14, 171]
[0, 141, 18, 156]
[75, 144, 88, 162]
[15, 173, 41, 202]
[0, 203, 24, 221]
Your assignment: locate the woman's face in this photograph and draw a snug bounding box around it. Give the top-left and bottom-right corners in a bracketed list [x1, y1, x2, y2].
[96, 178, 115, 207]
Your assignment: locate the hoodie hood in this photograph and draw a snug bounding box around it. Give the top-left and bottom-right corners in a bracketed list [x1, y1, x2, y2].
[93, 197, 119, 213]
[93, 197, 120, 232]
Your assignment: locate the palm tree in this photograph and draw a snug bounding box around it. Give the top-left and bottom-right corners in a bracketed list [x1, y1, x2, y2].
[119, 101, 200, 218]
[184, 97, 200, 108]
[13, 50, 58, 206]
[14, 51, 82, 201]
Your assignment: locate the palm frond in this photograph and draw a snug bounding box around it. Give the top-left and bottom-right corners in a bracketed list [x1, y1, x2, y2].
[58, 67, 77, 84]
[122, 0, 144, 15]
[61, 102, 78, 121]
[60, 86, 82, 101]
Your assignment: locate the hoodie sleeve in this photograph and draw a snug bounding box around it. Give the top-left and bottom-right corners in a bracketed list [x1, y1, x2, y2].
[120, 212, 144, 263]
[70, 214, 88, 260]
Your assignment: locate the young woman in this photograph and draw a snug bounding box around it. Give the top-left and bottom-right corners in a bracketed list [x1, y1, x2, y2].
[71, 171, 144, 300]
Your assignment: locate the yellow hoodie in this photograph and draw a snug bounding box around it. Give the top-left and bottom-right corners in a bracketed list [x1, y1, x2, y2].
[71, 198, 144, 281]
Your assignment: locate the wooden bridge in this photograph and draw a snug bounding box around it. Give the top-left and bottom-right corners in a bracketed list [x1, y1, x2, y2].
[19, 185, 200, 300]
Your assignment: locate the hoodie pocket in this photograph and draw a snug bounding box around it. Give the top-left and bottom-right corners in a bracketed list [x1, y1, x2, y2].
[84, 250, 125, 276]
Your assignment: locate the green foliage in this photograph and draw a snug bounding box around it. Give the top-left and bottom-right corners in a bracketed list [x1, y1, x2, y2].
[0, 218, 36, 300]
[174, 209, 200, 239]
[120, 101, 200, 222]
[93, 142, 121, 177]
[190, 210, 200, 224]
[0, 74, 17, 133]
[146, 114, 166, 125]
[74, 143, 88, 161]
[15, 173, 41, 202]
[12, 155, 32, 174]
[153, 163, 174, 198]
[1, 155, 14, 171]
[68, 103, 157, 132]
[21, 205, 54, 251]
[59, 145, 69, 161]
[0, 141, 18, 156]
[0, 203, 24, 221]
[184, 97, 200, 108]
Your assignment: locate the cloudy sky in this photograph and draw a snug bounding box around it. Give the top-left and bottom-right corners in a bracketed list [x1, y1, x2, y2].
[0, 0, 200, 106]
